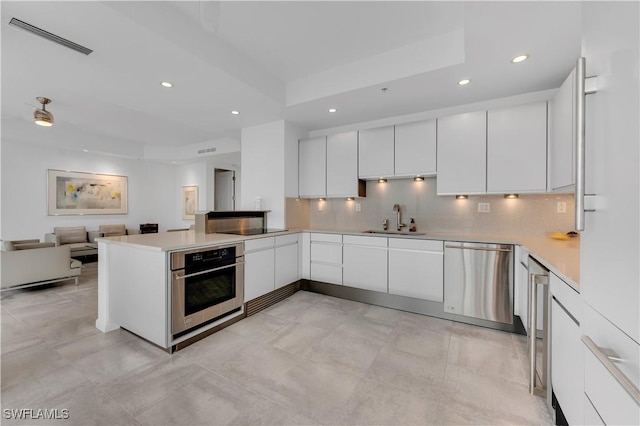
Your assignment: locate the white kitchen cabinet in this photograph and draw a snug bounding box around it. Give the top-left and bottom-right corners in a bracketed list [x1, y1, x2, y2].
[487, 102, 547, 193]
[310, 233, 342, 285]
[299, 136, 326, 198]
[244, 237, 275, 302]
[548, 70, 575, 192]
[275, 234, 299, 289]
[342, 235, 388, 293]
[550, 273, 583, 426]
[582, 303, 639, 426]
[394, 120, 437, 177]
[437, 111, 487, 195]
[358, 126, 394, 179]
[388, 238, 443, 302]
[327, 131, 365, 197]
[300, 232, 311, 280]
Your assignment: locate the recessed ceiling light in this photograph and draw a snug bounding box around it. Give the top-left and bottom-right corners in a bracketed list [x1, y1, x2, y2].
[83, 149, 89, 152]
[231, 110, 240, 115]
[458, 79, 471, 86]
[160, 81, 173, 88]
[328, 108, 337, 113]
[511, 54, 529, 63]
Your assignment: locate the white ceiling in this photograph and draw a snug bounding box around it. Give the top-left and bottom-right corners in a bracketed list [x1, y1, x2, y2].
[0, 1, 582, 160]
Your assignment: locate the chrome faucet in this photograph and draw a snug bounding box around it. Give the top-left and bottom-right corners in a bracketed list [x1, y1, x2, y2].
[393, 204, 406, 231]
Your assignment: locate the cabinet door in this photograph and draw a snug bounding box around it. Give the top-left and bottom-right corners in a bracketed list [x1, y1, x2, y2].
[244, 248, 275, 302]
[437, 111, 487, 195]
[299, 136, 326, 198]
[327, 131, 359, 197]
[551, 298, 584, 426]
[394, 120, 437, 177]
[388, 248, 443, 302]
[358, 126, 394, 179]
[275, 242, 298, 289]
[548, 70, 575, 192]
[342, 236, 387, 293]
[487, 102, 547, 193]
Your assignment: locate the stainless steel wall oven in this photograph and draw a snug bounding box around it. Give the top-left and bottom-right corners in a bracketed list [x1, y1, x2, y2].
[170, 243, 244, 337]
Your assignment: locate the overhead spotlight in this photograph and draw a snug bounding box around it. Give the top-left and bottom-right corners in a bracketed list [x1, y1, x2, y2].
[458, 79, 471, 86]
[328, 108, 337, 113]
[511, 54, 529, 63]
[161, 81, 173, 88]
[34, 97, 54, 126]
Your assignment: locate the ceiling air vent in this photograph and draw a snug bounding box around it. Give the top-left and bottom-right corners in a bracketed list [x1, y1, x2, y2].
[9, 18, 93, 55]
[197, 147, 217, 155]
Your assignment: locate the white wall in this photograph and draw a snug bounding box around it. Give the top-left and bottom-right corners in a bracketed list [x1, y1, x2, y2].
[175, 162, 207, 228]
[1, 139, 177, 241]
[240, 121, 286, 228]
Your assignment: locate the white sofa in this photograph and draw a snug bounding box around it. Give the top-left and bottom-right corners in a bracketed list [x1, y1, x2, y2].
[45, 226, 100, 257]
[1, 244, 82, 291]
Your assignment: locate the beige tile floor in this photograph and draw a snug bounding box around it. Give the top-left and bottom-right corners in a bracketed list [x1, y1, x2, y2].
[1, 262, 554, 425]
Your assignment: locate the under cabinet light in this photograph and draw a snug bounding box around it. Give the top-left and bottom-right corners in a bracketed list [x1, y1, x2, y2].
[378, 178, 387, 183]
[414, 176, 424, 182]
[504, 194, 519, 199]
[318, 198, 325, 201]
[456, 195, 468, 200]
[346, 197, 354, 201]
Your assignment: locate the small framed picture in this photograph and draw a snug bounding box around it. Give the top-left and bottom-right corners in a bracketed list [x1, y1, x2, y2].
[182, 186, 198, 220]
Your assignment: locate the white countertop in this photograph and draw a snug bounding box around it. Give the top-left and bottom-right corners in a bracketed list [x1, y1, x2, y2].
[99, 227, 579, 290]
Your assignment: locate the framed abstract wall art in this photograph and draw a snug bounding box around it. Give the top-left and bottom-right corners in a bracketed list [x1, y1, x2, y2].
[182, 185, 198, 220]
[47, 169, 128, 215]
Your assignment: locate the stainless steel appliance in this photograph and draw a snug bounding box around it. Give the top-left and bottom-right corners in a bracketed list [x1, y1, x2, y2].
[444, 242, 513, 324]
[170, 243, 244, 337]
[527, 256, 550, 396]
[195, 211, 268, 235]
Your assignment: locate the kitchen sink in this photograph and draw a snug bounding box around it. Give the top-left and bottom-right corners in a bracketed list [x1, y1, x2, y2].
[362, 230, 425, 236]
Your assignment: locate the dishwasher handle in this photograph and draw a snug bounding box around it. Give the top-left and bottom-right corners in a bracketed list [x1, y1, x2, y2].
[445, 244, 513, 253]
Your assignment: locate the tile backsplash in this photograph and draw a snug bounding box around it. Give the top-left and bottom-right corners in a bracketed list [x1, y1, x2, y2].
[294, 177, 575, 236]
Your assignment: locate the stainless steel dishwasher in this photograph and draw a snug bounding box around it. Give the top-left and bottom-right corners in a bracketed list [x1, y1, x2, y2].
[444, 242, 514, 324]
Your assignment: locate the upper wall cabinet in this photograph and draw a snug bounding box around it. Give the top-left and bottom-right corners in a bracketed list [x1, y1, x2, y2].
[487, 102, 548, 193]
[327, 131, 365, 198]
[549, 70, 575, 192]
[358, 126, 395, 179]
[298, 136, 326, 198]
[437, 111, 487, 195]
[394, 120, 437, 177]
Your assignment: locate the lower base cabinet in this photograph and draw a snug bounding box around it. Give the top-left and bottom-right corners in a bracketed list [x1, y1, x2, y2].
[342, 236, 387, 293]
[388, 238, 443, 302]
[275, 235, 299, 289]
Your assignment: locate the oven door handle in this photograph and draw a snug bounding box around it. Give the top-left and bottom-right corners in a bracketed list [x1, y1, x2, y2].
[174, 261, 244, 280]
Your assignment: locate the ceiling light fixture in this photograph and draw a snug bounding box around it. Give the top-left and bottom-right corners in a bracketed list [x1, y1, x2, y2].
[161, 81, 173, 88]
[34, 97, 54, 127]
[511, 54, 529, 63]
[328, 108, 337, 113]
[83, 149, 89, 152]
[456, 195, 468, 200]
[231, 110, 240, 115]
[457, 79, 471, 86]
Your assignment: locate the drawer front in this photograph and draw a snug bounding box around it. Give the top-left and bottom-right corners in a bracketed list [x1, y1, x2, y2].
[388, 238, 443, 252]
[244, 237, 275, 252]
[343, 235, 387, 247]
[275, 233, 298, 247]
[583, 304, 640, 425]
[311, 263, 342, 285]
[310, 242, 342, 264]
[583, 394, 605, 425]
[310, 233, 342, 243]
[550, 272, 582, 323]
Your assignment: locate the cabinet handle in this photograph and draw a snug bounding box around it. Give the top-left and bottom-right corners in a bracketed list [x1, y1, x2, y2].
[529, 273, 549, 394]
[575, 57, 587, 231]
[174, 261, 244, 280]
[581, 335, 640, 405]
[445, 245, 512, 252]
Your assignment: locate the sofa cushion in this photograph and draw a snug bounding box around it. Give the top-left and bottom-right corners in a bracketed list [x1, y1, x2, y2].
[14, 242, 56, 250]
[54, 226, 88, 244]
[99, 224, 127, 237]
[70, 259, 82, 269]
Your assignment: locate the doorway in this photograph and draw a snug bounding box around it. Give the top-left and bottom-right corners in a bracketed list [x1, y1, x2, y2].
[214, 168, 235, 211]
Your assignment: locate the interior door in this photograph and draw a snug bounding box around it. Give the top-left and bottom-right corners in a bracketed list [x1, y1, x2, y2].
[215, 169, 235, 211]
